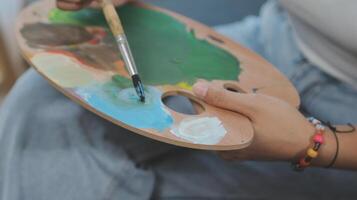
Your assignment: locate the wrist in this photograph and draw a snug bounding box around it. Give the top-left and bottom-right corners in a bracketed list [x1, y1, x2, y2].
[290, 118, 341, 171]
[312, 128, 336, 167]
[290, 117, 329, 171]
[285, 122, 316, 161]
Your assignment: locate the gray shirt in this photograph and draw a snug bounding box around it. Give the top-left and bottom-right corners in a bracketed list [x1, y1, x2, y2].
[280, 0, 357, 87]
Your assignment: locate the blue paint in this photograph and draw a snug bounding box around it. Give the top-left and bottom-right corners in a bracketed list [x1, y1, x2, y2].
[75, 83, 173, 132]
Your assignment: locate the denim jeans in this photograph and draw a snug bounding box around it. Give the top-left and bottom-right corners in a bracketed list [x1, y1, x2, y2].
[1, 1, 356, 200]
[215, 1, 357, 124]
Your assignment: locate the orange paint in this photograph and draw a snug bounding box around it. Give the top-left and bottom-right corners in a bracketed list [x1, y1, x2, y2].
[114, 60, 130, 78]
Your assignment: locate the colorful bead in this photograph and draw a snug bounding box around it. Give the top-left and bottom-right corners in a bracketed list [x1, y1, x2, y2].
[307, 148, 319, 158]
[308, 117, 318, 125]
[312, 119, 321, 126]
[293, 117, 325, 172]
[313, 142, 321, 150]
[313, 133, 324, 144]
[308, 117, 314, 123]
[316, 124, 325, 131]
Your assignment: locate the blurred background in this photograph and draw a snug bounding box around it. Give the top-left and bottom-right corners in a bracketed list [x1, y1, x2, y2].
[0, 0, 265, 102]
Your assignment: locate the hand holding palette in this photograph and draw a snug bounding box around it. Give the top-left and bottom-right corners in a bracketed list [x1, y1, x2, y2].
[16, 0, 300, 150]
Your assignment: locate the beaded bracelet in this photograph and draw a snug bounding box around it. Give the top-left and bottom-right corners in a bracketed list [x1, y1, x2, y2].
[292, 117, 325, 171]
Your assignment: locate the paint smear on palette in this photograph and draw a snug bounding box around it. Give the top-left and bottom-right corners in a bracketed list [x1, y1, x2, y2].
[31, 52, 96, 88]
[75, 83, 173, 132]
[49, 5, 241, 86]
[21, 23, 93, 47]
[171, 117, 227, 145]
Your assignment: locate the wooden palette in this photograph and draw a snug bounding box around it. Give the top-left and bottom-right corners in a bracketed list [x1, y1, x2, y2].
[16, 0, 300, 150]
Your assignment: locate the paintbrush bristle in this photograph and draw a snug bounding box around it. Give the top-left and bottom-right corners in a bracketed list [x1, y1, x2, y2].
[132, 74, 145, 102]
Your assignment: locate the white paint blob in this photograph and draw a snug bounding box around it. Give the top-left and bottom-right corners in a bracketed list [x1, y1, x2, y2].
[171, 117, 227, 145]
[31, 52, 95, 88]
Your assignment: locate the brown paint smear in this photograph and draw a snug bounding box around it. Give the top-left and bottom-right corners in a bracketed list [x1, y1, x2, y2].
[70, 45, 120, 70]
[21, 23, 120, 71]
[21, 23, 93, 47]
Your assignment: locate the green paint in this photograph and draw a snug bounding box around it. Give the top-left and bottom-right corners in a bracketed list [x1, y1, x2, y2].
[49, 8, 107, 27]
[112, 75, 132, 88]
[49, 5, 240, 85]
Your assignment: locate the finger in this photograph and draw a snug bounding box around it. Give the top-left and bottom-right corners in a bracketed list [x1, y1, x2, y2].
[193, 81, 257, 117]
[90, 0, 131, 8]
[57, 0, 92, 10]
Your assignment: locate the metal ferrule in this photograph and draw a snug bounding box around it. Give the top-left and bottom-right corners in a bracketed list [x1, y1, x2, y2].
[115, 34, 138, 76]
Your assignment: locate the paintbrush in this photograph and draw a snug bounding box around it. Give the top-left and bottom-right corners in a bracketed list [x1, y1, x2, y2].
[100, 0, 145, 102]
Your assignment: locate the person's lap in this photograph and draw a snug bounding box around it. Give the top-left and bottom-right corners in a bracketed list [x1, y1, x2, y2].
[2, 70, 357, 200]
[1, 1, 357, 200]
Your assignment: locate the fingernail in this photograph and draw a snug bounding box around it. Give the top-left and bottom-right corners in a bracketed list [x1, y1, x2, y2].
[193, 81, 209, 99]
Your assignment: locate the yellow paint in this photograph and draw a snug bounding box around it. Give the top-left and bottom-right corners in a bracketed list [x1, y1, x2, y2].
[176, 82, 192, 90]
[31, 52, 96, 88]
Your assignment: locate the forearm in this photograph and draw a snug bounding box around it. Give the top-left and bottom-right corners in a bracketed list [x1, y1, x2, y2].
[314, 125, 357, 170]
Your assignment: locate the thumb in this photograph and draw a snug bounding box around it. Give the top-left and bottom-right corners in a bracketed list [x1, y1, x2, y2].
[193, 81, 257, 117]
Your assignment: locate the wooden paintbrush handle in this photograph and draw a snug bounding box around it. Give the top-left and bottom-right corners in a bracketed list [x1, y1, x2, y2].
[100, 0, 124, 36]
